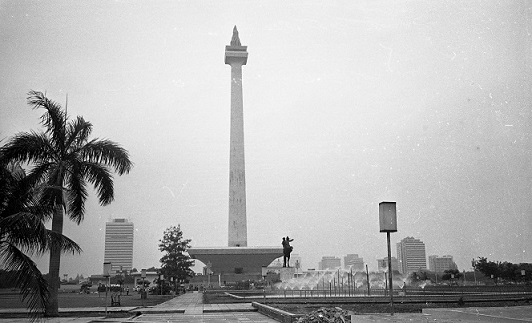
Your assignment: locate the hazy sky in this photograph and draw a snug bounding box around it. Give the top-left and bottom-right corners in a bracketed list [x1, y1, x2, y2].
[1, 1, 530, 277]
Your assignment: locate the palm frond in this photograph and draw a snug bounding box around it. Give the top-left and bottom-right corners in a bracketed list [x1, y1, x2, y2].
[0, 132, 56, 165]
[27, 90, 66, 152]
[36, 164, 66, 209]
[25, 163, 56, 219]
[0, 213, 49, 254]
[81, 139, 133, 175]
[81, 161, 114, 205]
[65, 160, 87, 223]
[45, 230, 82, 255]
[65, 116, 92, 152]
[0, 242, 48, 318]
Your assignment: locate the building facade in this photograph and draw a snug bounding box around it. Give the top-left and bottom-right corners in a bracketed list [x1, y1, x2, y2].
[396, 237, 426, 274]
[344, 254, 364, 271]
[428, 255, 457, 273]
[103, 218, 134, 273]
[319, 256, 341, 270]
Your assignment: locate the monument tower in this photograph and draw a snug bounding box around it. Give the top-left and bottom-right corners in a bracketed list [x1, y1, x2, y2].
[188, 27, 282, 283]
[225, 26, 248, 247]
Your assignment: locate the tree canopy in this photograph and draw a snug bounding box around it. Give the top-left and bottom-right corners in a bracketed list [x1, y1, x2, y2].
[473, 257, 531, 282]
[158, 225, 194, 283]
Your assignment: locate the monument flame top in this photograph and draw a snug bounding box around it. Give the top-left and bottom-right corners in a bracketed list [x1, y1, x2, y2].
[230, 26, 241, 47]
[226, 26, 247, 56]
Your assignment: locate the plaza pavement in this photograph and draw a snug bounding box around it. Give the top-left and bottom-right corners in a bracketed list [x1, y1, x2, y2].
[0, 291, 531, 322]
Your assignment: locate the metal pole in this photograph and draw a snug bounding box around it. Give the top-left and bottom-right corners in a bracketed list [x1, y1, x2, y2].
[105, 276, 110, 317]
[384, 272, 388, 296]
[337, 269, 340, 296]
[366, 265, 370, 296]
[387, 231, 394, 315]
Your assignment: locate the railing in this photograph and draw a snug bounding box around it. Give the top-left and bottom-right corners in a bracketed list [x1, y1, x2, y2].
[219, 284, 532, 301]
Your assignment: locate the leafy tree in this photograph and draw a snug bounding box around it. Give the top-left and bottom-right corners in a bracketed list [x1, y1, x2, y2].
[498, 261, 519, 282]
[0, 161, 80, 318]
[474, 257, 500, 280]
[0, 91, 132, 316]
[441, 269, 462, 282]
[158, 225, 194, 286]
[152, 275, 172, 295]
[474, 257, 531, 283]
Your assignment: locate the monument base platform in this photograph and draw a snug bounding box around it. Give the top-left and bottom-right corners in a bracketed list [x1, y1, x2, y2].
[188, 246, 283, 282]
[262, 266, 296, 282]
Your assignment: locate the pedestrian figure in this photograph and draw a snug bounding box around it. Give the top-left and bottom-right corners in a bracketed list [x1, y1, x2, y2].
[126, 287, 129, 296]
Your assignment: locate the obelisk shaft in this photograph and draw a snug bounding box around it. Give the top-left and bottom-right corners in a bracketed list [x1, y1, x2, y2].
[225, 27, 248, 247]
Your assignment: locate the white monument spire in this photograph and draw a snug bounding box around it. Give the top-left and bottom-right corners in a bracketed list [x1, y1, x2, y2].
[225, 26, 248, 247]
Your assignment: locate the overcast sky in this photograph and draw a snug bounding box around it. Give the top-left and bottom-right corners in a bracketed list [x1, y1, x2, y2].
[1, 0, 530, 277]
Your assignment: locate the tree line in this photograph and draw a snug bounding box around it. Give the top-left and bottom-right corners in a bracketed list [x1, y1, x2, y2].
[473, 257, 531, 283]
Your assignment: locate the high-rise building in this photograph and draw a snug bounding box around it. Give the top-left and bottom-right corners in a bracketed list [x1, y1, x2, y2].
[428, 255, 457, 273]
[377, 257, 399, 272]
[396, 237, 426, 274]
[104, 218, 134, 273]
[344, 254, 364, 271]
[319, 256, 341, 270]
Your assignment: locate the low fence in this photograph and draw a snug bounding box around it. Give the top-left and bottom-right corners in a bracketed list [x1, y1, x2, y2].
[218, 284, 532, 303]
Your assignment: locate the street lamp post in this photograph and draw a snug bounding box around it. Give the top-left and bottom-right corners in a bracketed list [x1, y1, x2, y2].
[103, 262, 112, 318]
[379, 201, 397, 315]
[141, 269, 147, 307]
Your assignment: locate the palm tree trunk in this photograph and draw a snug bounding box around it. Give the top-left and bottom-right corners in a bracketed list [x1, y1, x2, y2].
[45, 205, 63, 317]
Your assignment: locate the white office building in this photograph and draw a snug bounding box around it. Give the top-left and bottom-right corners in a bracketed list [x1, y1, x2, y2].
[104, 218, 134, 273]
[396, 237, 426, 274]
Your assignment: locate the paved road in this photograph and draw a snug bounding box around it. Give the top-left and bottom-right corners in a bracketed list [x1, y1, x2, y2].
[347, 306, 532, 322]
[0, 292, 531, 322]
[129, 312, 277, 322]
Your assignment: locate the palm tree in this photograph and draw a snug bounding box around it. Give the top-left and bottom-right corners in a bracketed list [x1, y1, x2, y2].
[0, 161, 81, 318]
[0, 91, 133, 316]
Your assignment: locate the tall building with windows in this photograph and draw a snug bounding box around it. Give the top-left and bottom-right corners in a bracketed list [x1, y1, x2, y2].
[319, 256, 341, 270]
[104, 218, 134, 273]
[396, 237, 426, 274]
[428, 255, 457, 273]
[344, 254, 364, 271]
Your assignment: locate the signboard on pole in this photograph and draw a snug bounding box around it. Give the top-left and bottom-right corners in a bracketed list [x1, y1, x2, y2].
[103, 262, 112, 277]
[379, 201, 397, 232]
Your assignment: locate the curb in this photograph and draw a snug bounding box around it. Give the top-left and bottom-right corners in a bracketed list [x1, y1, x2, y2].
[252, 302, 301, 323]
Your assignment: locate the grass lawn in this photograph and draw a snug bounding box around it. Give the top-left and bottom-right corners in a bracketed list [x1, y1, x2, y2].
[0, 288, 173, 309]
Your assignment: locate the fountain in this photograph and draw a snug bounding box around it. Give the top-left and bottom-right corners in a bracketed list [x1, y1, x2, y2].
[273, 266, 408, 297]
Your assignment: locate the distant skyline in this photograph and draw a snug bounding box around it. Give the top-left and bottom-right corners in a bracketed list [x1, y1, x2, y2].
[0, 1, 530, 277]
